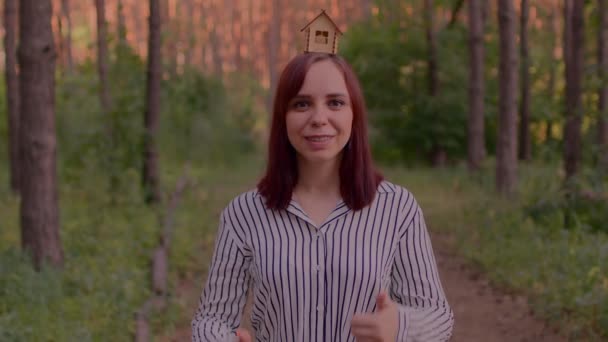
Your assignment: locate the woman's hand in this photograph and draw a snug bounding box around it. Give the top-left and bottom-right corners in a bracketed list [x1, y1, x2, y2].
[236, 328, 252, 342]
[351, 291, 399, 342]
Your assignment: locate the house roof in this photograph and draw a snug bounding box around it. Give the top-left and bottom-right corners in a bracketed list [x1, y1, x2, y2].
[300, 10, 343, 34]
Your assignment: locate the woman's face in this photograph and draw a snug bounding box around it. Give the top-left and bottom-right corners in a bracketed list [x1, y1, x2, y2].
[286, 60, 353, 165]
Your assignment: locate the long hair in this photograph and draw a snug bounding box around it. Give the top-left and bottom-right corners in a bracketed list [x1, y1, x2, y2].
[257, 53, 383, 211]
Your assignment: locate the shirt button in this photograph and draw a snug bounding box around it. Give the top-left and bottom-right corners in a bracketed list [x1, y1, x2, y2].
[317, 305, 323, 312]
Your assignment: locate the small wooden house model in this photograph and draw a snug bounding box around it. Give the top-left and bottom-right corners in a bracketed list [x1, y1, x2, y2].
[301, 10, 342, 54]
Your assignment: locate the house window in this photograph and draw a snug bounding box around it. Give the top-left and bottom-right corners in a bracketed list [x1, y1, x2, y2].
[315, 30, 329, 44]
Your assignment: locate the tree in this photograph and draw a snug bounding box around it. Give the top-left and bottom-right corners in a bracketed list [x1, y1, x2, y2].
[60, 0, 73, 72]
[267, 0, 281, 112]
[424, 0, 445, 166]
[95, 0, 112, 116]
[4, 0, 20, 193]
[18, 0, 63, 269]
[599, 0, 608, 171]
[360, 0, 372, 19]
[563, 0, 584, 179]
[117, 0, 127, 47]
[496, 0, 519, 195]
[518, 0, 531, 161]
[143, 0, 162, 204]
[467, 0, 485, 171]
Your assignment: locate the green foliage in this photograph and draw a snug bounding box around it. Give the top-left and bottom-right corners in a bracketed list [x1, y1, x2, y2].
[55, 44, 146, 191]
[523, 166, 608, 234]
[385, 163, 608, 340]
[159, 69, 258, 165]
[0, 35, 262, 340]
[0, 168, 157, 341]
[342, 17, 481, 164]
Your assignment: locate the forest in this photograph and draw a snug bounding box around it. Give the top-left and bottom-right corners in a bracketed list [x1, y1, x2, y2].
[0, 0, 607, 340]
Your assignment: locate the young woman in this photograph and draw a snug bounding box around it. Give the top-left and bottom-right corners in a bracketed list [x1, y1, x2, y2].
[192, 52, 454, 342]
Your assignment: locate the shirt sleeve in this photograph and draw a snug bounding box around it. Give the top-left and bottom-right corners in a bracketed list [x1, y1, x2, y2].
[391, 204, 454, 341]
[191, 210, 252, 342]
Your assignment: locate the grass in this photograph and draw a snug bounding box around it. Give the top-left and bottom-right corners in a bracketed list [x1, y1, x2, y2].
[385, 162, 607, 340]
[0, 155, 606, 341]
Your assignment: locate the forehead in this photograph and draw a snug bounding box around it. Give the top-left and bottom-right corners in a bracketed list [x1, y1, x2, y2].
[297, 60, 349, 96]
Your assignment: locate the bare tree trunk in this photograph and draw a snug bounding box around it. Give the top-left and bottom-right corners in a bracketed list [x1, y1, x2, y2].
[467, 0, 485, 171]
[143, 0, 162, 204]
[564, 0, 584, 180]
[183, 0, 195, 67]
[132, 1, 145, 55]
[360, 0, 372, 19]
[4, 0, 20, 193]
[267, 0, 281, 112]
[60, 0, 73, 72]
[598, 0, 608, 171]
[425, 0, 439, 96]
[232, 3, 243, 72]
[481, 0, 490, 29]
[117, 0, 127, 47]
[95, 0, 112, 116]
[447, 0, 465, 28]
[248, 0, 256, 74]
[424, 0, 445, 166]
[496, 0, 519, 195]
[18, 0, 63, 269]
[210, 28, 223, 76]
[546, 5, 559, 144]
[162, 0, 177, 78]
[518, 0, 531, 161]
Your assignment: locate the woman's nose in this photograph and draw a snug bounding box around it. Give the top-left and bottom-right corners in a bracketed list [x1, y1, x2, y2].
[310, 107, 328, 127]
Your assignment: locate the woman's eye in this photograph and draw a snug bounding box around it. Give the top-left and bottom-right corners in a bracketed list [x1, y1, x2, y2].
[328, 99, 345, 108]
[292, 101, 310, 110]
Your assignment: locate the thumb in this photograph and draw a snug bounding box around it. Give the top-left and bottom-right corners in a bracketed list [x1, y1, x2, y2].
[236, 328, 252, 342]
[376, 291, 390, 311]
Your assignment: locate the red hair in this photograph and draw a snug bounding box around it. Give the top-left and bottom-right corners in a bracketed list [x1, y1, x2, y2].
[257, 53, 383, 211]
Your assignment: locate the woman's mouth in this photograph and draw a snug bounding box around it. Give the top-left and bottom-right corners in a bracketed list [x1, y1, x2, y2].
[305, 135, 334, 142]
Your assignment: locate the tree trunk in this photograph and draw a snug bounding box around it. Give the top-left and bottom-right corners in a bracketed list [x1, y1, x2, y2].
[563, 0, 584, 179]
[18, 0, 63, 269]
[467, 0, 485, 171]
[496, 0, 519, 195]
[132, 1, 145, 55]
[518, 0, 531, 161]
[4, 0, 20, 193]
[267, 0, 281, 112]
[232, 2, 243, 72]
[210, 27, 223, 76]
[143, 0, 162, 204]
[162, 0, 177, 78]
[424, 0, 445, 167]
[183, 0, 195, 67]
[425, 0, 439, 96]
[546, 5, 559, 144]
[360, 0, 372, 19]
[60, 0, 73, 72]
[248, 0, 256, 74]
[117, 0, 127, 47]
[447, 0, 466, 28]
[598, 0, 608, 171]
[95, 0, 112, 116]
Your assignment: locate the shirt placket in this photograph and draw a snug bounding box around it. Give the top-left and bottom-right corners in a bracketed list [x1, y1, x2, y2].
[311, 225, 326, 341]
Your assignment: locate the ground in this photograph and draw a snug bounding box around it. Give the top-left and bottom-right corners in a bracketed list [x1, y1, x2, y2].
[160, 232, 566, 342]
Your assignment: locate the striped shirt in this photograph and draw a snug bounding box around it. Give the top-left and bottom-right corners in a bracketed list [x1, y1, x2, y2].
[192, 180, 454, 341]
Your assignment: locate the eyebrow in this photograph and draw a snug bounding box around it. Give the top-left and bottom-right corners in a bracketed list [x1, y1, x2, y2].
[293, 93, 348, 99]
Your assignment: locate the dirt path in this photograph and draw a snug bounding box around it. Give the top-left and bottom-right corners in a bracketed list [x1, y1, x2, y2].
[162, 232, 566, 342]
[431, 233, 565, 342]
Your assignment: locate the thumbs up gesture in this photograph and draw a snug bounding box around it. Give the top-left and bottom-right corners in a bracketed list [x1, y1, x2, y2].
[351, 291, 399, 342]
[235, 328, 252, 342]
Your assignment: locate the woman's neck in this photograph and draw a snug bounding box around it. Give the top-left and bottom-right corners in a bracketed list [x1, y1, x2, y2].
[294, 157, 341, 198]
